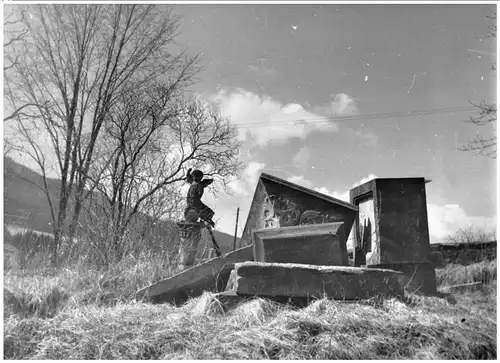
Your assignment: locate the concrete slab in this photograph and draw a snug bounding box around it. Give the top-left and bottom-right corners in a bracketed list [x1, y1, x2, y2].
[214, 291, 312, 310]
[232, 262, 407, 300]
[252, 222, 348, 266]
[135, 245, 253, 305]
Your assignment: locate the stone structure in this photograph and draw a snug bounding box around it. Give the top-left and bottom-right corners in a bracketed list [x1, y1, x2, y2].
[349, 177, 437, 293]
[228, 261, 407, 300]
[136, 173, 441, 306]
[252, 222, 348, 266]
[240, 173, 358, 249]
[177, 222, 203, 270]
[136, 245, 253, 305]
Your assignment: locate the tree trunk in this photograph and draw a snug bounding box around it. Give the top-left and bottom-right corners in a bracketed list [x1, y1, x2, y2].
[68, 192, 84, 243]
[52, 195, 69, 266]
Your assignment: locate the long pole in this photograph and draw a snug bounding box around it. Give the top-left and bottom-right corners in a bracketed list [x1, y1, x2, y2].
[233, 207, 240, 251]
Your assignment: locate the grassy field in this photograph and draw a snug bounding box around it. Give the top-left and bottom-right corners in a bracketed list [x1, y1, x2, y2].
[4, 259, 497, 359]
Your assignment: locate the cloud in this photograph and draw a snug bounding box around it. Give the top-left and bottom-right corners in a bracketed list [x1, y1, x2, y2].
[292, 146, 312, 168]
[288, 173, 378, 202]
[286, 174, 351, 202]
[352, 173, 378, 188]
[228, 161, 266, 196]
[313, 93, 359, 117]
[247, 63, 276, 77]
[211, 89, 358, 146]
[427, 204, 497, 242]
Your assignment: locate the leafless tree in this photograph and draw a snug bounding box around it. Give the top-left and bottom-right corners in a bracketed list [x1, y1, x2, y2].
[4, 4, 200, 265]
[4, 6, 29, 122]
[460, 11, 497, 158]
[448, 225, 496, 244]
[84, 84, 241, 262]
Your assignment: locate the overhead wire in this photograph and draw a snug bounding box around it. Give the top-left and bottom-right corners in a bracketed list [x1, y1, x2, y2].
[232, 105, 477, 129]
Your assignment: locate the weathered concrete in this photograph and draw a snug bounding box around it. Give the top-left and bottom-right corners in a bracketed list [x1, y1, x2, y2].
[225, 269, 238, 292]
[349, 178, 437, 293]
[371, 262, 437, 294]
[232, 262, 407, 300]
[239, 173, 358, 250]
[177, 222, 203, 269]
[136, 245, 253, 305]
[215, 291, 312, 310]
[252, 222, 348, 266]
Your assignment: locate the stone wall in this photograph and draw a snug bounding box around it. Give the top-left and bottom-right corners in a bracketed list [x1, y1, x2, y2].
[429, 241, 497, 267]
[347, 241, 497, 267]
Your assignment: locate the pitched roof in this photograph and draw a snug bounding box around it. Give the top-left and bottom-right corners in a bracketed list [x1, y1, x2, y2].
[260, 172, 358, 211]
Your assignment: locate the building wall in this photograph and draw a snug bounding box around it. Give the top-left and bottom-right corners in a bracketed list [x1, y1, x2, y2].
[240, 175, 357, 249]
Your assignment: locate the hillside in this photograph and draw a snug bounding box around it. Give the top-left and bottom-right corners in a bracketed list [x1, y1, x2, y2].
[3, 157, 238, 254]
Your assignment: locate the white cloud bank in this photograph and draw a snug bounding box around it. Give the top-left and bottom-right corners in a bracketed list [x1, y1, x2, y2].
[211, 89, 358, 146]
[228, 161, 266, 196]
[287, 173, 378, 203]
[427, 204, 497, 242]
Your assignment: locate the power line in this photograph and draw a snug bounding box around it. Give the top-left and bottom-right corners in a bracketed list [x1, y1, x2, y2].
[232, 105, 477, 129]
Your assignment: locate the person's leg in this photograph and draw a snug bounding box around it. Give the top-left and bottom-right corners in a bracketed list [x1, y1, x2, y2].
[198, 202, 215, 227]
[186, 198, 204, 222]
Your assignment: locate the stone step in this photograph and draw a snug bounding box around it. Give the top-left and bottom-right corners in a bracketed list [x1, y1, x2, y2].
[231, 262, 407, 300]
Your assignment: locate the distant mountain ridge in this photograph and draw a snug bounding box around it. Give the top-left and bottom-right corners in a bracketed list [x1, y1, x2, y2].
[3, 157, 239, 254]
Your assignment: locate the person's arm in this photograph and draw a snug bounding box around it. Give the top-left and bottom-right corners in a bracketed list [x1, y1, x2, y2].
[185, 168, 193, 184]
[201, 178, 214, 188]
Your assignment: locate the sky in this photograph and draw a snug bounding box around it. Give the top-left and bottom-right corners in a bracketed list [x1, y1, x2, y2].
[171, 4, 497, 243]
[3, 4, 497, 245]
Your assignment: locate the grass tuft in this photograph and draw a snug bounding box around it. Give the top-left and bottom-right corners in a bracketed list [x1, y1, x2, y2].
[436, 259, 496, 286]
[4, 259, 497, 359]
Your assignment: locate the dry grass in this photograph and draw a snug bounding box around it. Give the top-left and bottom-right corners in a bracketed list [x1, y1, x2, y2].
[4, 252, 179, 319]
[436, 258, 496, 286]
[4, 259, 497, 360]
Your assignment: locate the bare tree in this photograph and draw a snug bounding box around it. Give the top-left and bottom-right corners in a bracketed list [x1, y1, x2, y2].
[85, 84, 241, 262]
[448, 225, 496, 244]
[3, 6, 29, 122]
[460, 11, 497, 158]
[4, 4, 199, 265]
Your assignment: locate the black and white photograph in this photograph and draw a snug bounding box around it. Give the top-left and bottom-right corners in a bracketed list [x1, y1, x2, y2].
[3, 1, 497, 359]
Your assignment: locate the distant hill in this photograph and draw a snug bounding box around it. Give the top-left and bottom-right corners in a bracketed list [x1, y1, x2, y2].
[3, 156, 239, 254]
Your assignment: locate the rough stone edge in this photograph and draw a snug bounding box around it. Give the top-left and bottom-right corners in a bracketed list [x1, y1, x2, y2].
[234, 261, 406, 275]
[136, 245, 253, 301]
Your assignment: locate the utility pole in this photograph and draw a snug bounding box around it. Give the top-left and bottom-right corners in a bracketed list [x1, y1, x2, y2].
[233, 207, 240, 251]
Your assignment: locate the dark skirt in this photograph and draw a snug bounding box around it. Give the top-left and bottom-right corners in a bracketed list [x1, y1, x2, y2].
[186, 199, 214, 222]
